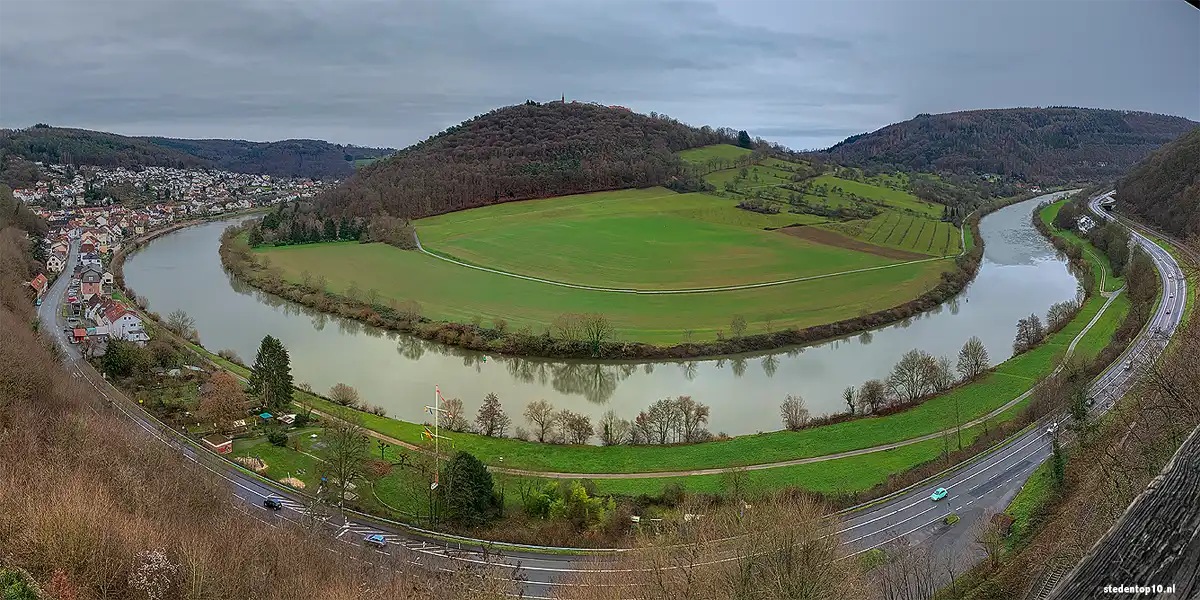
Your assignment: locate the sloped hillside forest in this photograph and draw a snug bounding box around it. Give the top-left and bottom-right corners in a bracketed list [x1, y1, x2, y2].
[0, 125, 393, 180]
[1116, 126, 1200, 241]
[822, 107, 1198, 183]
[316, 102, 746, 219]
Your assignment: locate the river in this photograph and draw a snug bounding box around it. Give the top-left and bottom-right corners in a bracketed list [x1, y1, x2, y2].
[123, 191, 1078, 436]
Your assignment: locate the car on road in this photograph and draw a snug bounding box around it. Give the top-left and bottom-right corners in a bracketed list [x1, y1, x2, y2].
[1169, 293, 1174, 299]
[1125, 360, 1133, 371]
[262, 496, 283, 510]
[1167, 308, 1172, 315]
[930, 488, 948, 502]
[1046, 422, 1059, 435]
[364, 534, 387, 548]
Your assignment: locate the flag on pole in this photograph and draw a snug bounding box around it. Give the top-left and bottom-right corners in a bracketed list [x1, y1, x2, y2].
[423, 426, 434, 440]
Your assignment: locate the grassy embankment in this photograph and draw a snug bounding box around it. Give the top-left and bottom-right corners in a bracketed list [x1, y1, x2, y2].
[1039, 199, 1124, 293]
[258, 184, 956, 344]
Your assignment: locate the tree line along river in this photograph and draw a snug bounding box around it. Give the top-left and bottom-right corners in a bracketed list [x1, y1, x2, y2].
[123, 192, 1078, 436]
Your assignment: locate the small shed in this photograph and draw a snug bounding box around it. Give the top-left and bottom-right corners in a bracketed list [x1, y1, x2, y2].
[202, 434, 232, 454]
[258, 412, 274, 423]
[72, 328, 87, 343]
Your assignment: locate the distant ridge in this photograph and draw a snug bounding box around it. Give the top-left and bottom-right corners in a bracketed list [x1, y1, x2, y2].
[0, 125, 394, 180]
[821, 107, 1198, 184]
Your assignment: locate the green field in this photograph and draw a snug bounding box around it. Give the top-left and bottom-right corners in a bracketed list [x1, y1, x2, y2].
[679, 143, 753, 163]
[417, 188, 894, 289]
[261, 180, 958, 344]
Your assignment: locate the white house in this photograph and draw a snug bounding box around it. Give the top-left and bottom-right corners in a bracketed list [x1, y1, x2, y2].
[46, 251, 67, 273]
[97, 301, 149, 345]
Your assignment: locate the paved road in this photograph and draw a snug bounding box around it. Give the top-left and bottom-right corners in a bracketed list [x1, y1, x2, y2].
[39, 191, 1184, 599]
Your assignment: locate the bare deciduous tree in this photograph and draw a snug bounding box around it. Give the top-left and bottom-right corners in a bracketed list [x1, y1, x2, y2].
[328, 382, 360, 407]
[957, 335, 990, 380]
[198, 371, 248, 433]
[524, 400, 555, 442]
[1013, 313, 1046, 354]
[888, 348, 937, 403]
[581, 313, 614, 355]
[674, 395, 711, 442]
[552, 313, 584, 342]
[320, 414, 369, 511]
[165, 309, 194, 336]
[730, 314, 748, 338]
[438, 397, 469, 432]
[475, 392, 510, 437]
[857, 379, 888, 414]
[598, 410, 631, 446]
[780, 394, 809, 431]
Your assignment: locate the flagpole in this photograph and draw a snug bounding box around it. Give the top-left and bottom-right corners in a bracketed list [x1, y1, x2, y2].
[434, 385, 440, 488]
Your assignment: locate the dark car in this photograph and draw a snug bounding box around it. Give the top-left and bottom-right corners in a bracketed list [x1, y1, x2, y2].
[262, 496, 283, 510]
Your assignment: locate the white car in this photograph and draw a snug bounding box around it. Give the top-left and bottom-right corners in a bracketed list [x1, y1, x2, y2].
[1125, 360, 1133, 371]
[1046, 422, 1059, 435]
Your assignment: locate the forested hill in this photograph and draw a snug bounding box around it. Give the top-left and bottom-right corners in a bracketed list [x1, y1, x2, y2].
[821, 108, 1198, 184]
[144, 137, 393, 179]
[1, 126, 208, 170]
[317, 102, 739, 219]
[1116, 126, 1200, 241]
[0, 125, 393, 179]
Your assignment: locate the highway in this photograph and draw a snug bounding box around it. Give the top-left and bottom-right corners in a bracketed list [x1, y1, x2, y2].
[38, 190, 1186, 599]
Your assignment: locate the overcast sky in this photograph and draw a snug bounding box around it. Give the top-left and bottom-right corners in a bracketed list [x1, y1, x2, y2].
[1, 0, 1197, 150]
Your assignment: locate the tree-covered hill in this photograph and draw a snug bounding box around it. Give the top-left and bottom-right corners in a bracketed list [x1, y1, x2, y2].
[1116, 126, 1200, 241]
[316, 101, 741, 219]
[145, 137, 393, 179]
[821, 108, 1198, 184]
[0, 125, 393, 179]
[1, 125, 209, 170]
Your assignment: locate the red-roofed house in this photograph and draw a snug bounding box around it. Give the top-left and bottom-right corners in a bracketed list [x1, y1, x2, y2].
[30, 274, 48, 297]
[97, 300, 148, 344]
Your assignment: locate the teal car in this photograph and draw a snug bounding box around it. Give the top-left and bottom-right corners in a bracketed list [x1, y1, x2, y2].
[930, 488, 948, 502]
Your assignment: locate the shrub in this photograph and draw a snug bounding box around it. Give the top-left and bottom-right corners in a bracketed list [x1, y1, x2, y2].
[267, 428, 288, 447]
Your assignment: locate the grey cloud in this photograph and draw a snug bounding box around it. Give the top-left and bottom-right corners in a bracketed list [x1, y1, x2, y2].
[1, 0, 1196, 151]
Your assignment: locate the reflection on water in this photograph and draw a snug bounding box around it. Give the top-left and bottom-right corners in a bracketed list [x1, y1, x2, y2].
[124, 192, 1078, 435]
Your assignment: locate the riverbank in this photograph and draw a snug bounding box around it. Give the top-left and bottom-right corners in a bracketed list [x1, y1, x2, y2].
[1038, 199, 1124, 294]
